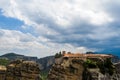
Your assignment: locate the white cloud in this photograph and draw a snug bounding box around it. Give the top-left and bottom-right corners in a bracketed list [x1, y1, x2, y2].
[0, 29, 48, 57]
[0, 0, 115, 37]
[0, 29, 94, 57]
[0, 0, 120, 57]
[0, 0, 113, 26]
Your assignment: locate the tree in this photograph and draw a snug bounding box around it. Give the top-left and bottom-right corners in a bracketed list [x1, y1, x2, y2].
[55, 52, 62, 58]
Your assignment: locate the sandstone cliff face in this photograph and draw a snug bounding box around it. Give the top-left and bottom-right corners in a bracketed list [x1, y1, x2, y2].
[83, 68, 120, 80]
[37, 56, 55, 71]
[0, 65, 6, 80]
[0, 60, 42, 80]
[83, 61, 120, 80]
[47, 57, 120, 80]
[47, 57, 84, 80]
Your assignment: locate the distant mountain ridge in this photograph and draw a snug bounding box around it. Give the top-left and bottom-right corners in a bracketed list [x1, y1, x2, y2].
[1, 53, 23, 57]
[0, 53, 38, 61]
[0, 53, 55, 71]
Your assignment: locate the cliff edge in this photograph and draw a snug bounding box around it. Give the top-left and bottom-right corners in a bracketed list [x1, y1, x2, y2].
[47, 52, 120, 80]
[0, 60, 42, 80]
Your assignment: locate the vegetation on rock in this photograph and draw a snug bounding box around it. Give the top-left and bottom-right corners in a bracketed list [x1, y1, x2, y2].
[97, 58, 115, 75]
[84, 58, 115, 75]
[0, 59, 10, 66]
[84, 59, 97, 68]
[55, 52, 63, 58]
[0, 59, 42, 80]
[41, 71, 48, 80]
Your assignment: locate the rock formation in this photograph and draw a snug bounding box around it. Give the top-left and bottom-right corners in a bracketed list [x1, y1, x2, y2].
[0, 53, 55, 72]
[47, 52, 120, 80]
[0, 60, 42, 80]
[0, 65, 6, 80]
[37, 56, 55, 71]
[48, 57, 84, 80]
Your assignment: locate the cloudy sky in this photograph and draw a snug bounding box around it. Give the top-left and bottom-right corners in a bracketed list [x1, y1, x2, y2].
[0, 0, 120, 57]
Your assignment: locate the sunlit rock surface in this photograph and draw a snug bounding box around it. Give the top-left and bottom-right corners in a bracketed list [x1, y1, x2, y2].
[0, 60, 42, 80]
[47, 52, 120, 80]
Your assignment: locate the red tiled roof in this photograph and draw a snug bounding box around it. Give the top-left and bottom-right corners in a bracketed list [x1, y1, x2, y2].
[63, 53, 112, 58]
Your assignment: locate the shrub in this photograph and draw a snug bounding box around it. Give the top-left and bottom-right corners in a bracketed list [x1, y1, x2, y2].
[55, 52, 62, 58]
[41, 71, 48, 80]
[0, 58, 10, 66]
[84, 58, 115, 75]
[97, 58, 115, 75]
[84, 59, 97, 68]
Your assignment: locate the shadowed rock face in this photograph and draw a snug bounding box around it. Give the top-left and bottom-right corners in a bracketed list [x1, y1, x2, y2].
[47, 57, 84, 80]
[0, 60, 42, 80]
[47, 57, 120, 80]
[82, 62, 120, 80]
[83, 68, 120, 80]
[0, 66, 6, 80]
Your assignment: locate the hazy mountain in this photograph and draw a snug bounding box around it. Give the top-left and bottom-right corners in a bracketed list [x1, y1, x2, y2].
[0, 53, 38, 61]
[37, 56, 55, 71]
[0, 53, 55, 71]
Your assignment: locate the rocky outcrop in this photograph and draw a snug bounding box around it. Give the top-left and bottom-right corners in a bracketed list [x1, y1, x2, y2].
[47, 57, 120, 80]
[37, 56, 55, 71]
[0, 65, 6, 80]
[0, 60, 42, 80]
[47, 57, 84, 80]
[83, 68, 120, 80]
[83, 61, 120, 80]
[0, 53, 55, 72]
